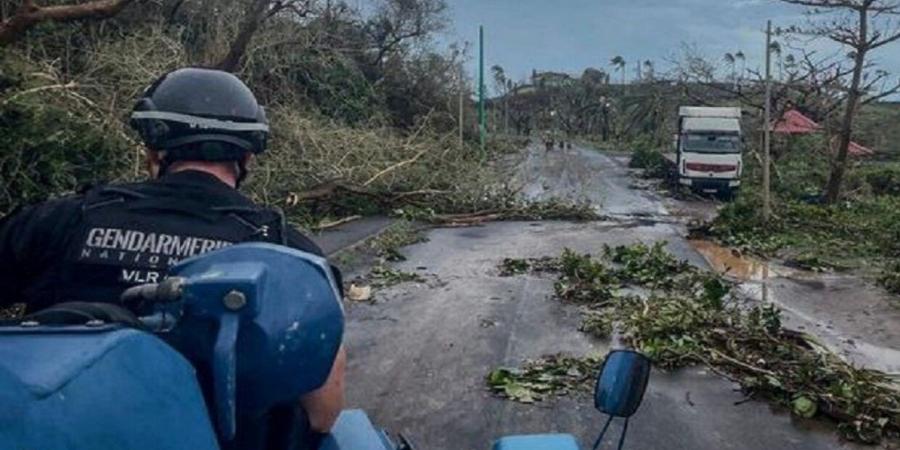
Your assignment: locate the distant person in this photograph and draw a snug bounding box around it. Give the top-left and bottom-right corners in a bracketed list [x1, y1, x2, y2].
[544, 131, 554, 152]
[0, 68, 346, 447]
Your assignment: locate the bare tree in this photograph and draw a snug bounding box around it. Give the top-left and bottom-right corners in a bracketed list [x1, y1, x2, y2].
[0, 0, 135, 46]
[366, 0, 446, 69]
[673, 41, 863, 173]
[780, 0, 900, 203]
[215, 0, 315, 72]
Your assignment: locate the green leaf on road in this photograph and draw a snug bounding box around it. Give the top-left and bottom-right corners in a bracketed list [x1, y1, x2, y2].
[792, 395, 817, 419]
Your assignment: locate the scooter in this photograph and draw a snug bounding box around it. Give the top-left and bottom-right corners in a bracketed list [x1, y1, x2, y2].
[0, 243, 650, 450]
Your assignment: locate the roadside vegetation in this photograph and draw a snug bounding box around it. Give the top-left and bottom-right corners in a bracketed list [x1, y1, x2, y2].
[489, 243, 900, 444]
[700, 139, 900, 289]
[626, 137, 670, 180]
[0, 0, 594, 231]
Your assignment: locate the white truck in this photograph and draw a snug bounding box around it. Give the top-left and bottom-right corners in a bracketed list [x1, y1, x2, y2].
[673, 106, 743, 196]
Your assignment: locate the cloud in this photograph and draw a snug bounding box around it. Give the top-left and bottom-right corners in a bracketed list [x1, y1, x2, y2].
[440, 0, 900, 92]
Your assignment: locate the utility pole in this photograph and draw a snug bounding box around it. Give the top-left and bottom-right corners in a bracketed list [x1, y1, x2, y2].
[478, 25, 486, 152]
[458, 64, 465, 148]
[763, 20, 773, 221]
[504, 82, 510, 135]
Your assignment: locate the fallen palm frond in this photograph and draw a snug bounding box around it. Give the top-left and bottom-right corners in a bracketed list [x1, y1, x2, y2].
[490, 242, 900, 444]
[498, 256, 560, 276]
[487, 354, 602, 404]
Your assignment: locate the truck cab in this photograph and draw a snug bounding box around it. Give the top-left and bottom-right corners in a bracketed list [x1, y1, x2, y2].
[676, 106, 743, 196]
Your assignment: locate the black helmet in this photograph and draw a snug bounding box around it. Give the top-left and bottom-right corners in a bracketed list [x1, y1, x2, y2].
[130, 68, 269, 162]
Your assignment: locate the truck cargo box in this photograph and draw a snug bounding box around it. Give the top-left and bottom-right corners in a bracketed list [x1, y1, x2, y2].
[678, 106, 741, 119]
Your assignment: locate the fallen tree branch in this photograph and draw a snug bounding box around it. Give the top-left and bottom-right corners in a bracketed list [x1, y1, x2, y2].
[1, 81, 77, 105]
[285, 180, 375, 206]
[0, 0, 135, 46]
[439, 214, 504, 227]
[314, 215, 362, 231]
[390, 189, 450, 201]
[430, 210, 503, 226]
[708, 348, 778, 377]
[362, 109, 435, 188]
[363, 146, 430, 187]
[285, 183, 449, 209]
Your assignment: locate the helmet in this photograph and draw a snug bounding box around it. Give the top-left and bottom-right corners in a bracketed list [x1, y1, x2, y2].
[130, 68, 269, 162]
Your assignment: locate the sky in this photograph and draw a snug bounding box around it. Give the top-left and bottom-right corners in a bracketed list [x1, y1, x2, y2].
[437, 0, 900, 95]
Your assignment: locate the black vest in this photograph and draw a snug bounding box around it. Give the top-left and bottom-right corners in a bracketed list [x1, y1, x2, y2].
[55, 184, 286, 305]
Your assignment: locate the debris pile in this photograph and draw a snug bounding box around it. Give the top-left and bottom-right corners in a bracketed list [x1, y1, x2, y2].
[498, 256, 561, 276]
[369, 221, 429, 262]
[487, 354, 601, 404]
[491, 242, 900, 443]
[367, 266, 425, 288]
[427, 198, 599, 227]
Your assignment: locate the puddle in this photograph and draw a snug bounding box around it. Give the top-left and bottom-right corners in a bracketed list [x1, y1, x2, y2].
[689, 240, 774, 281]
[849, 341, 900, 373]
[734, 272, 900, 374]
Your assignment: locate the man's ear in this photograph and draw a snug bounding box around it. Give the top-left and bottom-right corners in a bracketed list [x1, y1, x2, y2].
[144, 149, 165, 178]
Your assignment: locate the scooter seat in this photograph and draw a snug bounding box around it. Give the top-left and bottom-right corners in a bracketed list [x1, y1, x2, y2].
[493, 434, 581, 450]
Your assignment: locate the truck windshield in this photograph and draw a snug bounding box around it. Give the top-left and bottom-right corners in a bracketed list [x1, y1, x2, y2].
[683, 134, 741, 153]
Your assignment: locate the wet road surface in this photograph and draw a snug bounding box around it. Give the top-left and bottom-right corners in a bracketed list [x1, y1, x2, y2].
[341, 145, 884, 450]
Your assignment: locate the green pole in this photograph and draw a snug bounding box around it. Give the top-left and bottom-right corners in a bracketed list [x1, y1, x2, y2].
[478, 25, 486, 152]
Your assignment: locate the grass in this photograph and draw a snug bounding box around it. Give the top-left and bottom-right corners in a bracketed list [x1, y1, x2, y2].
[699, 146, 900, 291]
[705, 191, 900, 274]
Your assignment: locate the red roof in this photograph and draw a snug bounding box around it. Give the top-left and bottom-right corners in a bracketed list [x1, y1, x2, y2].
[773, 109, 874, 156]
[773, 109, 820, 134]
[844, 139, 876, 157]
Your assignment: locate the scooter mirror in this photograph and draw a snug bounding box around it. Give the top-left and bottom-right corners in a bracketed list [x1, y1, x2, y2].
[593, 350, 651, 418]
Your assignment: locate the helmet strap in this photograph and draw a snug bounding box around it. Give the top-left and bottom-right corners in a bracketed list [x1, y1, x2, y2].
[157, 155, 174, 179]
[236, 159, 249, 188]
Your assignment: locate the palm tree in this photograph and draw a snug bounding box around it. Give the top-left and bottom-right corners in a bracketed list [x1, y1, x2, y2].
[784, 53, 797, 73]
[491, 65, 507, 133]
[610, 56, 626, 84]
[505, 79, 514, 133]
[643, 60, 655, 81]
[491, 65, 507, 95]
[769, 41, 783, 80]
[734, 51, 746, 82]
[723, 52, 736, 82]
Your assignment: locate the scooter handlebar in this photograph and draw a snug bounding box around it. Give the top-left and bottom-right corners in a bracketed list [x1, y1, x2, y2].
[120, 277, 186, 305]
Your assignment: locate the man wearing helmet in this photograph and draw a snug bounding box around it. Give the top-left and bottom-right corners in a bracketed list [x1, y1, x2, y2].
[0, 68, 346, 445]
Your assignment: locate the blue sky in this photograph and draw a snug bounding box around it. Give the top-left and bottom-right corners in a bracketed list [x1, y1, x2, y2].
[438, 0, 900, 93]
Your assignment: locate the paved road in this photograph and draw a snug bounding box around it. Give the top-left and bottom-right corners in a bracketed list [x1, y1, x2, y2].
[341, 145, 870, 450]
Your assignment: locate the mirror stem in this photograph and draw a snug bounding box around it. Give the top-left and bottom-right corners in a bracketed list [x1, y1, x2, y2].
[616, 418, 630, 450]
[591, 416, 614, 450]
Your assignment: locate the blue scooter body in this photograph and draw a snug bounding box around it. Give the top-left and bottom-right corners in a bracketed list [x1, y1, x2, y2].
[0, 243, 645, 450]
[0, 325, 218, 450]
[0, 244, 345, 450]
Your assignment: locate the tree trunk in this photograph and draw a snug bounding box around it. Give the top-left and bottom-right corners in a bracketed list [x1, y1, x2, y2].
[823, 8, 867, 204]
[504, 96, 509, 134]
[215, 0, 270, 72]
[0, 0, 134, 46]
